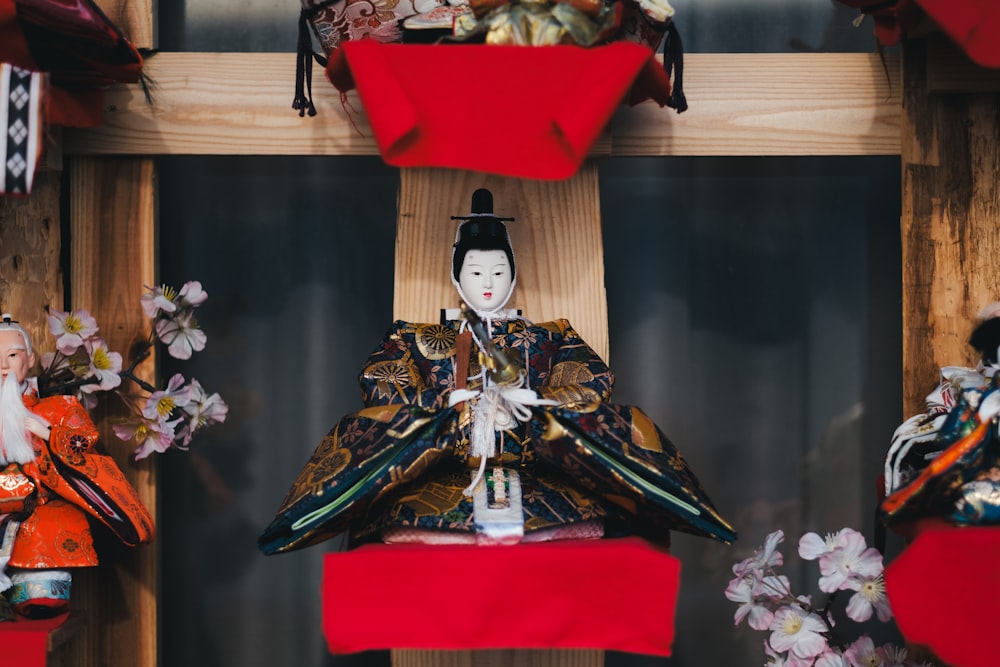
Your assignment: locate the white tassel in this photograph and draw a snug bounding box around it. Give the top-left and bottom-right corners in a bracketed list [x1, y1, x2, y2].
[462, 375, 557, 496]
[454, 316, 556, 495]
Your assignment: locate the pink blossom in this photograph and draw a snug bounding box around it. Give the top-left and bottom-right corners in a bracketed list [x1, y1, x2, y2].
[176, 378, 228, 447]
[114, 415, 181, 460]
[798, 530, 841, 561]
[47, 309, 98, 355]
[726, 573, 788, 631]
[816, 529, 884, 593]
[80, 338, 122, 392]
[142, 373, 193, 420]
[155, 311, 207, 360]
[769, 605, 829, 659]
[141, 284, 178, 318]
[177, 281, 207, 307]
[843, 636, 881, 667]
[734, 530, 785, 578]
[844, 573, 892, 623]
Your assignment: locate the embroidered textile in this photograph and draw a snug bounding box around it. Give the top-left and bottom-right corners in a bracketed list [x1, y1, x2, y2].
[260, 317, 735, 554]
[5, 393, 154, 570]
[0, 63, 42, 195]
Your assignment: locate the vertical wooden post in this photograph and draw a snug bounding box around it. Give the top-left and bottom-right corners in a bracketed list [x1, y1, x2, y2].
[900, 34, 1000, 666]
[66, 156, 158, 667]
[0, 170, 63, 330]
[901, 38, 1000, 418]
[391, 164, 607, 667]
[62, 1, 158, 660]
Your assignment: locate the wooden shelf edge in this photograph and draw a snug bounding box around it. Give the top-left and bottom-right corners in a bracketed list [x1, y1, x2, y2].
[64, 51, 901, 158]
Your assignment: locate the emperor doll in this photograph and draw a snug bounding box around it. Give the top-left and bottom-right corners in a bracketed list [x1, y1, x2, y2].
[260, 189, 735, 553]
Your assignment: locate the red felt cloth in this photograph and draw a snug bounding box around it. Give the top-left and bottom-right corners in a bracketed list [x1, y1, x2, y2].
[321, 537, 680, 654]
[0, 0, 140, 127]
[838, 1, 1000, 68]
[327, 41, 671, 180]
[0, 613, 70, 667]
[918, 0, 1000, 68]
[884, 520, 1000, 667]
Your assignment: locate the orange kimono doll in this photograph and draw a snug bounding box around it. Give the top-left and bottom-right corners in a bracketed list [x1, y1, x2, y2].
[0, 315, 153, 618]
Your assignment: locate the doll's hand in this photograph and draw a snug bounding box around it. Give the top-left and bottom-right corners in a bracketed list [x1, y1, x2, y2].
[24, 416, 51, 441]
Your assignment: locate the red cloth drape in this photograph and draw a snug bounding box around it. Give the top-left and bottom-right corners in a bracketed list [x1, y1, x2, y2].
[327, 41, 671, 180]
[0, 613, 70, 667]
[0, 0, 140, 127]
[838, 1, 1000, 68]
[321, 537, 680, 655]
[884, 520, 1000, 667]
[918, 0, 1000, 67]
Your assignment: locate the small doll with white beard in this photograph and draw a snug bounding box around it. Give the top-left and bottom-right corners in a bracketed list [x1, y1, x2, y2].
[0, 315, 153, 619]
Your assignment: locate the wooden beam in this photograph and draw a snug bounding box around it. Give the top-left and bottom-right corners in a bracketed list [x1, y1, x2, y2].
[392, 166, 607, 667]
[63, 53, 381, 157]
[901, 38, 1000, 417]
[66, 157, 158, 667]
[613, 52, 901, 156]
[0, 169, 63, 337]
[63, 52, 902, 158]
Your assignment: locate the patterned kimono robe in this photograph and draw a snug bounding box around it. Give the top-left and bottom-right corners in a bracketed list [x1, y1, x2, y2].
[1, 393, 154, 569]
[260, 318, 735, 554]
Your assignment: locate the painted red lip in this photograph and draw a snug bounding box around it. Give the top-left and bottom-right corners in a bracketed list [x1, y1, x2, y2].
[483, 292, 492, 298]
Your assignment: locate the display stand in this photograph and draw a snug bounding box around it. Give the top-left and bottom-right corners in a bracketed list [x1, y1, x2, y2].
[390, 164, 611, 666]
[0, 613, 84, 667]
[4, 1, 997, 665]
[885, 520, 1000, 667]
[321, 538, 680, 657]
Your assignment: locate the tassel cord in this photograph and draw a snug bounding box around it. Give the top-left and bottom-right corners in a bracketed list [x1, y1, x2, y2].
[456, 317, 556, 495]
[663, 20, 687, 113]
[294, 10, 327, 117]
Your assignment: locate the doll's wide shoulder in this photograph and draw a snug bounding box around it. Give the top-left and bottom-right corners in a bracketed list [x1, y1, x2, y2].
[535, 318, 579, 337]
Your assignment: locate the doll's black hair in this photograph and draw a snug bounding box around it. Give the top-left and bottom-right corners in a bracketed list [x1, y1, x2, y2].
[969, 317, 1000, 365]
[451, 189, 515, 281]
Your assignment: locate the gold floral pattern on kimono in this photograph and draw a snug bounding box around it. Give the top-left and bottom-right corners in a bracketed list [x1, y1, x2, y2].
[260, 318, 735, 554]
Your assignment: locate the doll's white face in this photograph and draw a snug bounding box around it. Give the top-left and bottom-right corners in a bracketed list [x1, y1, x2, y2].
[0, 330, 34, 384]
[459, 250, 512, 312]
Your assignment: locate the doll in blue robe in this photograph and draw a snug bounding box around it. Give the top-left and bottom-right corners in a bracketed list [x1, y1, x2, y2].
[259, 189, 735, 554]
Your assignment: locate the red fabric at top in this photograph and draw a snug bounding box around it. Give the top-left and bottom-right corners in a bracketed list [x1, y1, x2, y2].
[0, 0, 141, 127]
[918, 0, 1000, 67]
[0, 0, 34, 68]
[321, 537, 681, 655]
[884, 520, 1000, 667]
[327, 41, 671, 180]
